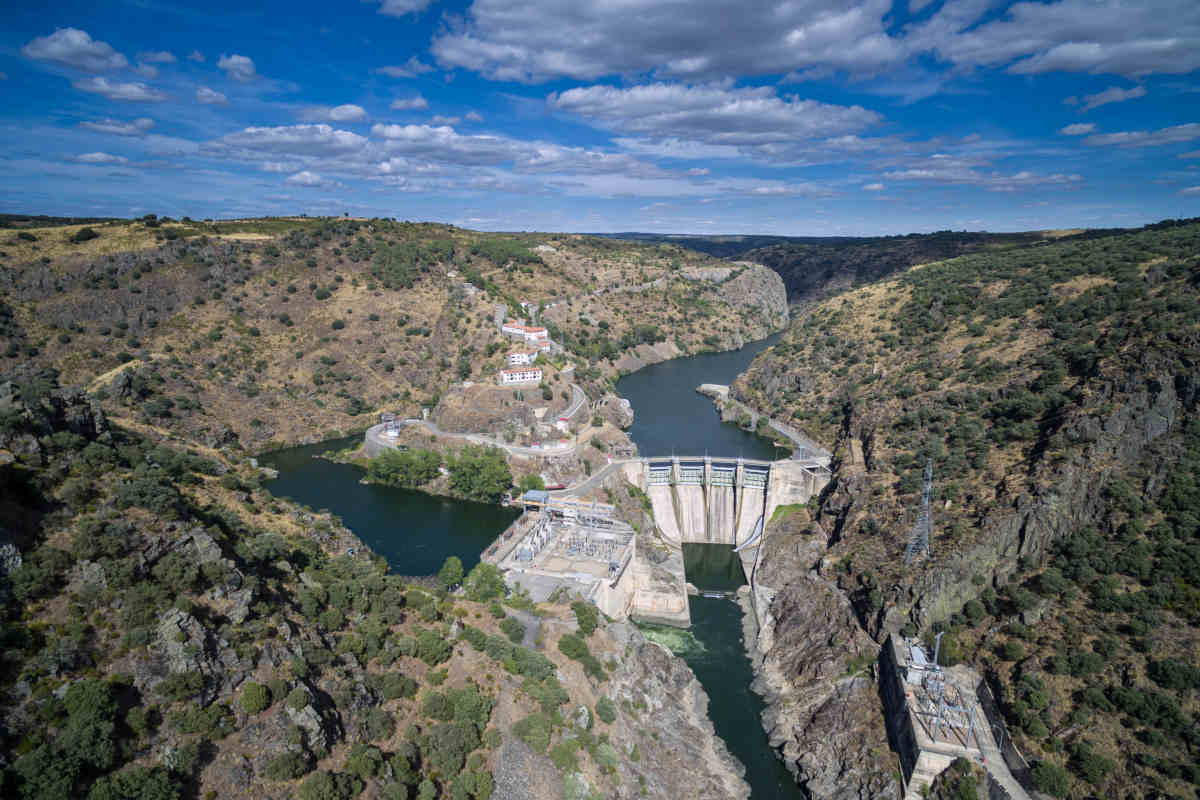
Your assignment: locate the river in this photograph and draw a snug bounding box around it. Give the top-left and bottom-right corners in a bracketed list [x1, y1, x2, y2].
[261, 333, 801, 799]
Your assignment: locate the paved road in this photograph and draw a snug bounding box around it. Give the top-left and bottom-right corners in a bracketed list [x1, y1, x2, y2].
[365, 383, 589, 459]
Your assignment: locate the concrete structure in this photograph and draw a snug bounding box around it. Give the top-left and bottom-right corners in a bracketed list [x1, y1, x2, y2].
[880, 635, 1032, 800]
[486, 498, 636, 620]
[506, 349, 540, 366]
[499, 366, 543, 385]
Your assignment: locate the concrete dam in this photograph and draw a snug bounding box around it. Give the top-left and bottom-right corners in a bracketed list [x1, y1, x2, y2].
[621, 456, 831, 626]
[640, 457, 827, 548]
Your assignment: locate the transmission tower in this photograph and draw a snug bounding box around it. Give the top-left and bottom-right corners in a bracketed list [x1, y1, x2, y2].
[904, 458, 933, 564]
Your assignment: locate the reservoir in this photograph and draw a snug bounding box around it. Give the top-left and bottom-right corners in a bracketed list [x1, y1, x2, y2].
[615, 334, 782, 459]
[261, 333, 802, 798]
[260, 436, 519, 576]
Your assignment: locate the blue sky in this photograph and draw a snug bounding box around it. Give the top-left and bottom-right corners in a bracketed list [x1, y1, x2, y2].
[2, 0, 1199, 234]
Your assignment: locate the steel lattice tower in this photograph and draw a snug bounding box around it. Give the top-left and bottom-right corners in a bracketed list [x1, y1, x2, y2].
[904, 458, 933, 564]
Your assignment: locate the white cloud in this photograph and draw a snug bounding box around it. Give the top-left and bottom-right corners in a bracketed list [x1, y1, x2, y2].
[286, 170, 325, 186]
[465, 111, 484, 122]
[73, 77, 167, 102]
[862, 182, 885, 190]
[1059, 123, 1096, 136]
[1179, 186, 1200, 195]
[210, 124, 368, 157]
[302, 104, 368, 122]
[375, 57, 435, 78]
[138, 50, 176, 64]
[377, 0, 433, 16]
[1079, 85, 1146, 112]
[548, 83, 881, 154]
[433, 0, 1200, 85]
[261, 161, 300, 173]
[196, 87, 228, 104]
[687, 167, 710, 176]
[883, 156, 1083, 191]
[390, 96, 430, 110]
[1084, 122, 1200, 147]
[188, 50, 205, 63]
[80, 117, 155, 136]
[217, 53, 258, 82]
[22, 28, 127, 72]
[134, 63, 159, 79]
[432, 114, 462, 125]
[1180, 150, 1200, 159]
[73, 152, 128, 164]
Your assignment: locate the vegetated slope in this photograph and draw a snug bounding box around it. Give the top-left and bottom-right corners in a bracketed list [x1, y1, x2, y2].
[0, 370, 746, 800]
[0, 217, 784, 452]
[735, 219, 1200, 798]
[605, 229, 1107, 308]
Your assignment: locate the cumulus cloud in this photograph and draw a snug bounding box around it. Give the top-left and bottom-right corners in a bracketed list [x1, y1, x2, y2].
[1084, 122, 1200, 147]
[375, 57, 435, 78]
[196, 86, 228, 104]
[134, 63, 159, 79]
[218, 53, 258, 82]
[465, 111, 484, 122]
[80, 117, 155, 136]
[188, 50, 205, 62]
[862, 182, 885, 190]
[23, 28, 127, 72]
[1059, 123, 1096, 136]
[432, 115, 461, 125]
[432, 0, 1200, 84]
[548, 83, 881, 157]
[1079, 85, 1147, 112]
[286, 170, 325, 186]
[73, 152, 128, 164]
[377, 0, 433, 16]
[73, 77, 167, 102]
[210, 124, 368, 157]
[391, 96, 430, 110]
[138, 50, 176, 64]
[1179, 186, 1200, 195]
[883, 154, 1083, 191]
[302, 104, 368, 122]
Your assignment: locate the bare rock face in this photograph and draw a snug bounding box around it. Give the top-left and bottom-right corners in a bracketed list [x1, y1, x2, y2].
[604, 629, 751, 800]
[715, 263, 789, 332]
[743, 516, 899, 800]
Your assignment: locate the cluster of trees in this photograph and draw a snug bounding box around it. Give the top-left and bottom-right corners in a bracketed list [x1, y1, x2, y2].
[367, 445, 513, 504]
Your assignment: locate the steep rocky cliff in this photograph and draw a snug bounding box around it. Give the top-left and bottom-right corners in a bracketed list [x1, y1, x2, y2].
[735, 219, 1200, 798]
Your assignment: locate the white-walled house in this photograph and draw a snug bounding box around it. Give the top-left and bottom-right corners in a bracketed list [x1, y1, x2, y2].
[507, 350, 540, 366]
[502, 319, 550, 344]
[498, 366, 543, 385]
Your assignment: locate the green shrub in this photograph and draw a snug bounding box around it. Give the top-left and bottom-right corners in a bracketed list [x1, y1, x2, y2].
[594, 696, 616, 724]
[264, 752, 312, 780]
[512, 712, 552, 752]
[570, 601, 599, 636]
[1031, 761, 1070, 797]
[298, 771, 361, 800]
[239, 681, 271, 714]
[500, 616, 524, 643]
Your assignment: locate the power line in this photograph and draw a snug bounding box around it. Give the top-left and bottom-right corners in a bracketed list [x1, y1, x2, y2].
[904, 458, 933, 564]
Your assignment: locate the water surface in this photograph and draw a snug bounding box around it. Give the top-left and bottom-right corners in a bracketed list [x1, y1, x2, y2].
[616, 334, 781, 459]
[260, 437, 519, 576]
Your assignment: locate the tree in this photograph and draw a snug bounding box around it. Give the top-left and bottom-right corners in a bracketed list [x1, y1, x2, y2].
[517, 473, 545, 493]
[463, 563, 506, 602]
[595, 696, 617, 724]
[1031, 761, 1070, 798]
[447, 445, 512, 503]
[438, 556, 464, 590]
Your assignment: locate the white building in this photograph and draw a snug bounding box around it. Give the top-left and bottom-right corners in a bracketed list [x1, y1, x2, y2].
[507, 350, 540, 366]
[499, 366, 543, 385]
[502, 319, 550, 344]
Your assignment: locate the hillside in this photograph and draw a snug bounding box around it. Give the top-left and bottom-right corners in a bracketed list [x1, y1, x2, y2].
[0, 369, 747, 800]
[734, 219, 1200, 798]
[604, 229, 1108, 307]
[0, 217, 785, 454]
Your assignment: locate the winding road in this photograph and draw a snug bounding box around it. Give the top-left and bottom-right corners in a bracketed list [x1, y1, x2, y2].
[365, 383, 589, 459]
